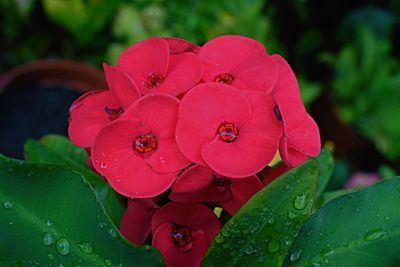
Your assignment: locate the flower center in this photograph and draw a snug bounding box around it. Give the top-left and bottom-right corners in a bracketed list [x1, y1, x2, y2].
[104, 107, 124, 121]
[171, 224, 193, 251]
[214, 73, 235, 85]
[212, 176, 231, 192]
[273, 105, 283, 122]
[134, 133, 158, 153]
[146, 73, 164, 88]
[217, 122, 239, 143]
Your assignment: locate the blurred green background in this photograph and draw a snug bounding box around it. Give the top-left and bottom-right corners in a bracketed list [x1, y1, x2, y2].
[0, 0, 399, 188]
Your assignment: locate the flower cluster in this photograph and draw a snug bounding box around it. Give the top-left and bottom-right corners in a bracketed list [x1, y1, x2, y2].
[68, 36, 320, 267]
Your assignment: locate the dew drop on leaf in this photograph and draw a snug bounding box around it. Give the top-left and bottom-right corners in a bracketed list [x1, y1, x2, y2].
[290, 250, 302, 262]
[78, 243, 93, 254]
[293, 192, 308, 210]
[3, 201, 13, 209]
[364, 229, 386, 241]
[42, 233, 55, 246]
[56, 238, 70, 255]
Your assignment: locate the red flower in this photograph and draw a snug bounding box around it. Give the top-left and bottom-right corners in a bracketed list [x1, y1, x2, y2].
[176, 83, 282, 177]
[199, 35, 278, 92]
[258, 162, 289, 186]
[68, 64, 140, 148]
[91, 94, 189, 198]
[163, 37, 200, 55]
[118, 37, 203, 96]
[103, 63, 140, 110]
[170, 165, 263, 215]
[151, 202, 221, 267]
[271, 55, 321, 167]
[120, 198, 158, 245]
[68, 90, 124, 148]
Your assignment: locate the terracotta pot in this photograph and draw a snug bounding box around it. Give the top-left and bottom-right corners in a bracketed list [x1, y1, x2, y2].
[0, 59, 107, 159]
[0, 59, 107, 93]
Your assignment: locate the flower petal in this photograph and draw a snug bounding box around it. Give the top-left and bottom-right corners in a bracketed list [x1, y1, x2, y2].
[163, 37, 200, 55]
[176, 83, 251, 165]
[172, 165, 213, 193]
[220, 175, 263, 215]
[151, 202, 220, 239]
[279, 137, 309, 168]
[121, 94, 190, 172]
[200, 35, 278, 92]
[119, 199, 157, 245]
[152, 223, 210, 267]
[103, 64, 140, 109]
[149, 53, 203, 96]
[92, 120, 177, 198]
[201, 91, 282, 177]
[68, 90, 120, 148]
[118, 37, 169, 95]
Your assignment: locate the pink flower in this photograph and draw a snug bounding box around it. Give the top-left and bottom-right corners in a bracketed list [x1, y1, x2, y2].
[271, 55, 321, 167]
[345, 172, 380, 188]
[163, 37, 200, 55]
[91, 94, 189, 198]
[176, 82, 282, 177]
[170, 165, 263, 215]
[120, 198, 158, 245]
[118, 37, 203, 96]
[199, 35, 278, 92]
[151, 202, 221, 267]
[68, 65, 140, 148]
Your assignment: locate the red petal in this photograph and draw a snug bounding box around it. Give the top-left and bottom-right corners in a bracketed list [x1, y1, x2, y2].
[259, 163, 289, 186]
[91, 120, 177, 198]
[199, 35, 278, 92]
[176, 83, 251, 165]
[279, 137, 309, 168]
[68, 90, 120, 148]
[119, 199, 157, 245]
[170, 166, 232, 203]
[103, 64, 140, 109]
[151, 202, 220, 239]
[121, 94, 190, 172]
[152, 223, 210, 267]
[118, 37, 169, 95]
[148, 53, 203, 96]
[201, 91, 282, 178]
[163, 37, 200, 55]
[172, 165, 214, 193]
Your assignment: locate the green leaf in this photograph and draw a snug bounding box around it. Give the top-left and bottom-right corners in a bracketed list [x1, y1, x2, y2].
[24, 136, 125, 226]
[202, 160, 319, 267]
[0, 154, 163, 266]
[285, 177, 400, 267]
[314, 149, 335, 199]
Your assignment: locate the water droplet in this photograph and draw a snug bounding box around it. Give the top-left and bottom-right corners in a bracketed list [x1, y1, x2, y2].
[104, 259, 113, 266]
[285, 240, 292, 246]
[46, 220, 53, 227]
[364, 229, 386, 241]
[56, 238, 70, 255]
[312, 262, 321, 267]
[285, 184, 292, 190]
[290, 250, 302, 262]
[100, 162, 107, 169]
[385, 216, 391, 220]
[78, 243, 93, 254]
[268, 239, 280, 253]
[222, 243, 230, 249]
[355, 208, 360, 212]
[214, 235, 224, 243]
[294, 192, 308, 210]
[3, 201, 13, 209]
[108, 228, 117, 238]
[288, 211, 297, 219]
[98, 222, 107, 229]
[47, 253, 55, 260]
[42, 233, 55, 246]
[221, 229, 231, 237]
[244, 247, 255, 255]
[267, 216, 275, 224]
